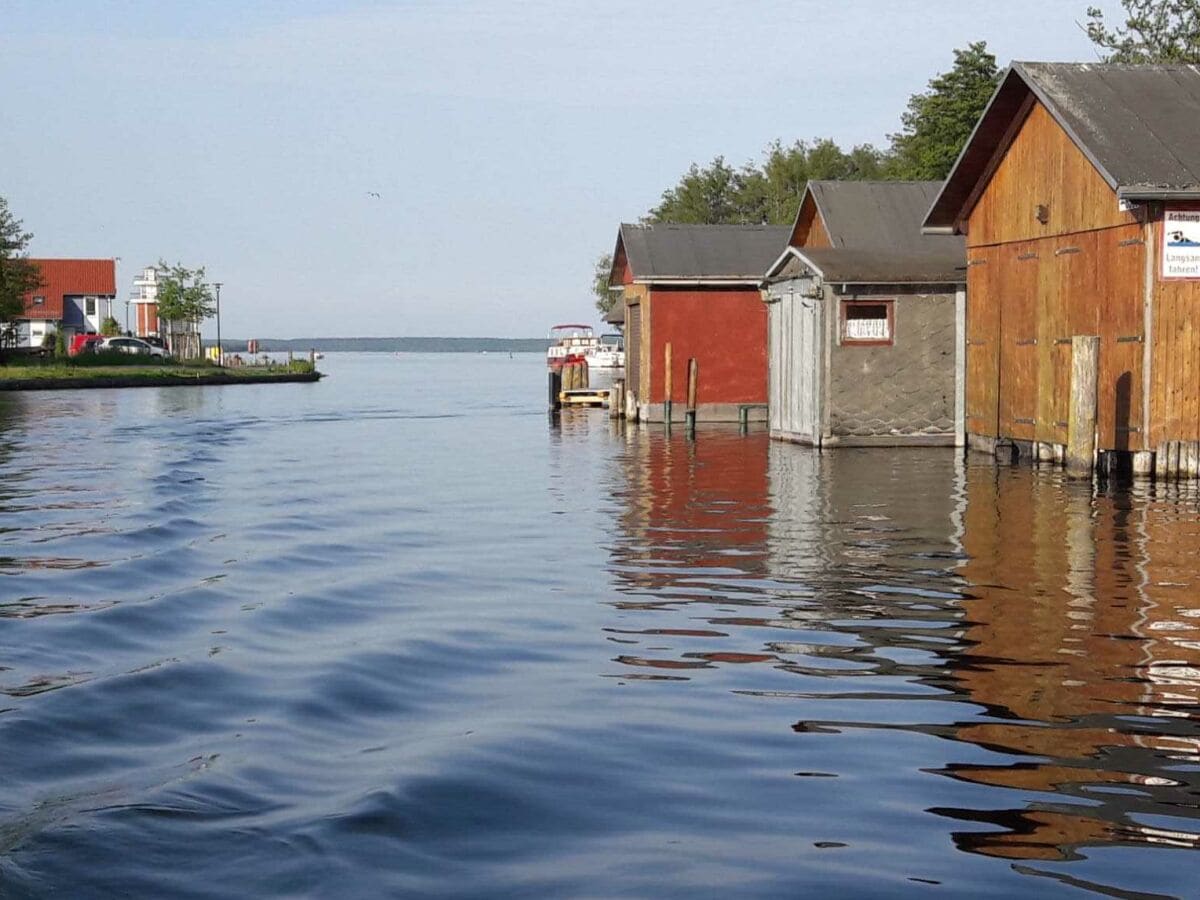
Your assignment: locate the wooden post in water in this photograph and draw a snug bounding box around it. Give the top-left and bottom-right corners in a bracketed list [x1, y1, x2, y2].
[663, 342, 673, 426]
[548, 368, 562, 410]
[685, 357, 698, 435]
[580, 359, 589, 389]
[1066, 335, 1099, 479]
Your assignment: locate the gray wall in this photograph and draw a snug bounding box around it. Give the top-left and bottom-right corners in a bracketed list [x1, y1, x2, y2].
[827, 287, 956, 440]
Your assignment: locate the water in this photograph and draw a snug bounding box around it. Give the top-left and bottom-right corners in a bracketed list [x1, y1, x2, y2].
[1, 353, 1198, 898]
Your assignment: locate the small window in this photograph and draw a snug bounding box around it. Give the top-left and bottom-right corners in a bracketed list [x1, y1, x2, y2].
[32, 295, 45, 306]
[841, 300, 894, 345]
[85, 298, 97, 316]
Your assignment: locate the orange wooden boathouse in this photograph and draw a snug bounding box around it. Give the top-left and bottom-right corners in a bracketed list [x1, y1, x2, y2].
[924, 62, 1200, 473]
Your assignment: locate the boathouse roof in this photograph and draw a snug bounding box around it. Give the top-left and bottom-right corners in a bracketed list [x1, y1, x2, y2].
[925, 62, 1200, 232]
[804, 181, 952, 253]
[768, 246, 966, 285]
[20, 258, 117, 320]
[766, 181, 965, 284]
[615, 223, 788, 284]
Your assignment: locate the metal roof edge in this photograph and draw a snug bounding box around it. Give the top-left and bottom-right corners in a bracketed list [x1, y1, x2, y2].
[763, 246, 801, 279]
[633, 277, 764, 286]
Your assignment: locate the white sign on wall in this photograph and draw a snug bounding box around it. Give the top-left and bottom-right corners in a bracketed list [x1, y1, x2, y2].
[1162, 209, 1200, 279]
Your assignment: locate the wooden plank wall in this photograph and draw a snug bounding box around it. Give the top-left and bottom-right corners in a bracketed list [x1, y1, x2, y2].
[788, 195, 833, 249]
[969, 227, 1146, 450]
[965, 98, 1150, 451]
[967, 103, 1138, 248]
[965, 249, 1000, 436]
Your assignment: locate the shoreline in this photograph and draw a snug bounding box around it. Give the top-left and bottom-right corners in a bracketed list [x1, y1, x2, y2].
[0, 370, 324, 392]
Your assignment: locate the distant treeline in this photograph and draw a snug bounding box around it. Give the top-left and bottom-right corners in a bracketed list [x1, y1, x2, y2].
[216, 337, 551, 353]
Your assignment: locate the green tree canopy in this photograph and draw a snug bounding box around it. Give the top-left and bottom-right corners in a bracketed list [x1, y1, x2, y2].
[646, 139, 887, 227]
[1085, 0, 1200, 62]
[885, 41, 1001, 180]
[155, 261, 216, 325]
[592, 252, 616, 319]
[0, 196, 41, 338]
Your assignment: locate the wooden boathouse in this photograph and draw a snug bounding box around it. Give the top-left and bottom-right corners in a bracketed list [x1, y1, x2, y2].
[923, 62, 1200, 473]
[762, 181, 967, 446]
[610, 223, 787, 423]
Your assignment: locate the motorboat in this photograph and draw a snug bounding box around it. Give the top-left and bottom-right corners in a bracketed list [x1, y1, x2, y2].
[546, 324, 599, 370]
[585, 333, 624, 369]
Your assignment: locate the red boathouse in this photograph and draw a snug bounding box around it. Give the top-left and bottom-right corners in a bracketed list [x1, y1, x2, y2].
[610, 223, 787, 423]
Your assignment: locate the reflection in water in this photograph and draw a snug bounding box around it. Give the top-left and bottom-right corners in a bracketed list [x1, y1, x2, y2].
[942, 468, 1200, 864]
[3, 358, 1199, 897]
[607, 432, 1200, 896]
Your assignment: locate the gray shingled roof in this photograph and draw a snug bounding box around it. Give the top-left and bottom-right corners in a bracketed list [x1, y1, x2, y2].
[926, 62, 1200, 230]
[774, 246, 965, 285]
[808, 181, 953, 253]
[618, 223, 788, 281]
[768, 181, 966, 283]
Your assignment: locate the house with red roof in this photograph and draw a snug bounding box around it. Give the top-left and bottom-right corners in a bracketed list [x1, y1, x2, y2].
[14, 259, 117, 349]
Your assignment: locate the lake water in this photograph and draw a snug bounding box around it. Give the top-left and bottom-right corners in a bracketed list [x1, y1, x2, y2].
[1, 352, 1198, 898]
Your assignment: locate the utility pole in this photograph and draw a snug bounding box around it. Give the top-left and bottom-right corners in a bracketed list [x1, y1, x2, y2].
[212, 282, 223, 366]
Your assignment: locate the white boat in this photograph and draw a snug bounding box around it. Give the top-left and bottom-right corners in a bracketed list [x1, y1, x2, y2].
[585, 333, 625, 369]
[547, 324, 599, 370]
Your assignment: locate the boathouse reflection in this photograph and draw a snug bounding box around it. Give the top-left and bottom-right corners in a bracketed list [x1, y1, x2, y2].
[938, 466, 1200, 861]
[605, 430, 1200, 866]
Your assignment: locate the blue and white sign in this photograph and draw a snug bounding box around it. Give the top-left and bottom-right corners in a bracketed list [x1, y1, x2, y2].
[1163, 209, 1200, 279]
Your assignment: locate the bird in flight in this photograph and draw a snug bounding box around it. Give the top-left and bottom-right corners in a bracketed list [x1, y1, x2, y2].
[367, 191, 381, 198]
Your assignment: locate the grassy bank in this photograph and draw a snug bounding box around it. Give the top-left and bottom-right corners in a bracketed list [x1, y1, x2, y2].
[0, 358, 321, 391]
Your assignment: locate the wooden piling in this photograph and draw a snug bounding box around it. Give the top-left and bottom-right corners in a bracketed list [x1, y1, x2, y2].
[1066, 335, 1099, 479]
[663, 342, 673, 426]
[684, 358, 698, 435]
[548, 369, 562, 410]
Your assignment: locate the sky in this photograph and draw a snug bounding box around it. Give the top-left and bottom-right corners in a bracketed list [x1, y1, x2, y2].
[1, 0, 1123, 338]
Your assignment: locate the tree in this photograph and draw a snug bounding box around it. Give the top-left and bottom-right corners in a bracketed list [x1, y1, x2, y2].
[647, 156, 745, 224]
[155, 261, 215, 358]
[1085, 0, 1200, 62]
[592, 253, 616, 319]
[0, 196, 41, 348]
[646, 140, 888, 228]
[886, 42, 1001, 180]
[100, 316, 121, 336]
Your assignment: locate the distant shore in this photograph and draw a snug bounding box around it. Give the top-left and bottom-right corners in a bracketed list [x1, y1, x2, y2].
[0, 366, 322, 392]
[227, 337, 552, 354]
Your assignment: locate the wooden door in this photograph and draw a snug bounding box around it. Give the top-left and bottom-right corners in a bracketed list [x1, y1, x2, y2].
[1097, 226, 1145, 451]
[999, 245, 1040, 442]
[966, 250, 1000, 437]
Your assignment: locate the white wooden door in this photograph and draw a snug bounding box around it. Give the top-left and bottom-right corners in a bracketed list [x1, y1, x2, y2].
[785, 282, 823, 443]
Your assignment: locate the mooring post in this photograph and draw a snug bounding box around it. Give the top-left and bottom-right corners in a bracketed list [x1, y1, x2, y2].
[685, 358, 698, 436]
[663, 342, 673, 428]
[1066, 335, 1099, 479]
[548, 368, 562, 411]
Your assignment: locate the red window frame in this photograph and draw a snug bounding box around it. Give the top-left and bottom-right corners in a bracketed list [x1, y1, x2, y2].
[840, 299, 895, 346]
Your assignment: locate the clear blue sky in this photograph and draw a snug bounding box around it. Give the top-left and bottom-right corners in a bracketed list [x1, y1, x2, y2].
[2, 1, 1118, 338]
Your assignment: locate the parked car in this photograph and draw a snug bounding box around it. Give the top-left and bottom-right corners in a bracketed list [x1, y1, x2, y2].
[69, 334, 105, 356]
[99, 337, 168, 358]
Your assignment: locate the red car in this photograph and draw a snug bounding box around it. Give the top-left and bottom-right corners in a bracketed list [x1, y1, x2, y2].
[69, 334, 106, 356]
